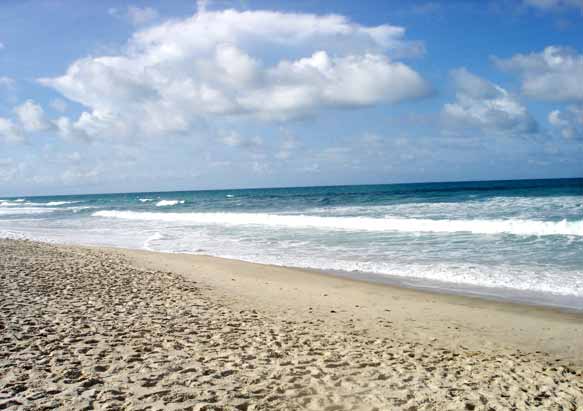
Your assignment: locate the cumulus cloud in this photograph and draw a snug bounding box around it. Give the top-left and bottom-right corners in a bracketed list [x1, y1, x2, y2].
[548, 106, 583, 139]
[523, 0, 583, 11]
[0, 117, 25, 144]
[0, 100, 52, 144]
[39, 7, 430, 140]
[442, 68, 538, 134]
[495, 46, 583, 102]
[14, 100, 51, 132]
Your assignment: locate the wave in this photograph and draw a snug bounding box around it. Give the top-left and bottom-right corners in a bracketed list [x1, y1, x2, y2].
[43, 201, 81, 206]
[139, 198, 154, 202]
[0, 207, 57, 215]
[155, 200, 185, 207]
[143, 232, 168, 250]
[212, 253, 583, 298]
[0, 199, 81, 210]
[0, 230, 29, 240]
[0, 200, 80, 207]
[0, 200, 27, 207]
[92, 210, 583, 237]
[307, 195, 583, 220]
[70, 206, 97, 213]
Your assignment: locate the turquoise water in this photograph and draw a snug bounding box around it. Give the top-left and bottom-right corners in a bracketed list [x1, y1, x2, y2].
[1, 178, 582, 309]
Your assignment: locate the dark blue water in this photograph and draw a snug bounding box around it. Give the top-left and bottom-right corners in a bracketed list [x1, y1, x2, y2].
[1, 178, 582, 308]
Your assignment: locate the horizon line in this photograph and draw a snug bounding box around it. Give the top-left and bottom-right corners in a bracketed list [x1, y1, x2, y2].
[3, 175, 582, 199]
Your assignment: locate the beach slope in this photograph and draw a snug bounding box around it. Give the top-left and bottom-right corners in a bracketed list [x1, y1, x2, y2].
[1, 239, 582, 410]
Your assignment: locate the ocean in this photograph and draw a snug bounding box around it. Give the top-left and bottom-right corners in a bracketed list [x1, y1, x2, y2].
[1, 178, 582, 309]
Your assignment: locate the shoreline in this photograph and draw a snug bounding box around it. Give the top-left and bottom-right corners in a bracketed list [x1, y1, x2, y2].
[93, 243, 583, 366]
[300, 265, 583, 315]
[173, 251, 583, 314]
[7, 232, 582, 314]
[2, 238, 583, 410]
[4, 235, 583, 365]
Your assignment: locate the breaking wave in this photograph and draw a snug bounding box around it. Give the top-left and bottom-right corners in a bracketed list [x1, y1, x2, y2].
[155, 200, 185, 207]
[93, 210, 583, 237]
[43, 201, 80, 206]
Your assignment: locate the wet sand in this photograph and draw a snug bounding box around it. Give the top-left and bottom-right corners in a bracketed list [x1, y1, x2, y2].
[1, 239, 582, 410]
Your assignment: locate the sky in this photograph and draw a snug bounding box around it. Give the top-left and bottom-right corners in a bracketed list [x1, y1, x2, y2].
[0, 0, 582, 196]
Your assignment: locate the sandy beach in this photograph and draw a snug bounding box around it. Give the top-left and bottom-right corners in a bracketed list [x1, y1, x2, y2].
[1, 238, 582, 410]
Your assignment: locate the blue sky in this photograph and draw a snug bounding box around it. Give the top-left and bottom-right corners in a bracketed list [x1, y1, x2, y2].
[1, 0, 582, 196]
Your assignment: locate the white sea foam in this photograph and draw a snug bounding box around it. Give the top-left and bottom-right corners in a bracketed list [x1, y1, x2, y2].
[70, 206, 96, 213]
[139, 198, 154, 202]
[43, 201, 80, 206]
[0, 230, 29, 240]
[155, 200, 185, 207]
[212, 253, 583, 298]
[143, 232, 167, 250]
[309, 195, 583, 220]
[0, 200, 27, 207]
[0, 199, 78, 208]
[0, 207, 57, 215]
[92, 210, 583, 237]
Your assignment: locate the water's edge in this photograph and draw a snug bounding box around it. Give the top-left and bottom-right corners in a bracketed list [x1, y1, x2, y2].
[7, 235, 583, 315]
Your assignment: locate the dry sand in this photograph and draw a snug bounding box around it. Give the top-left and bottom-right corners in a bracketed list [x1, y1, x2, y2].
[1, 239, 582, 410]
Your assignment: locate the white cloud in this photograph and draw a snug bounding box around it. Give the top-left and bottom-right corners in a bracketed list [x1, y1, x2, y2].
[220, 131, 242, 147]
[14, 100, 51, 132]
[0, 117, 25, 144]
[275, 132, 300, 160]
[241, 51, 429, 119]
[65, 151, 82, 162]
[442, 68, 538, 134]
[0, 158, 20, 183]
[127, 6, 159, 26]
[251, 160, 270, 174]
[0, 76, 14, 88]
[495, 46, 583, 102]
[61, 166, 101, 184]
[548, 106, 583, 139]
[109, 6, 159, 26]
[0, 100, 52, 144]
[220, 131, 263, 150]
[50, 98, 68, 113]
[523, 0, 583, 10]
[51, 112, 124, 142]
[39, 7, 429, 140]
